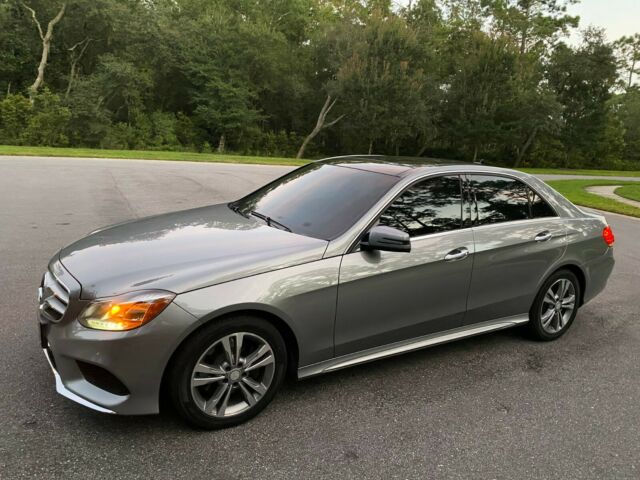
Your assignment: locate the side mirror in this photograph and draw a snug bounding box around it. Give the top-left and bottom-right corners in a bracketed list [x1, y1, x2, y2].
[360, 225, 411, 253]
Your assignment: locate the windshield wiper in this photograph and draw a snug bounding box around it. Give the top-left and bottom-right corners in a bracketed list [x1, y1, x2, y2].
[250, 211, 291, 232]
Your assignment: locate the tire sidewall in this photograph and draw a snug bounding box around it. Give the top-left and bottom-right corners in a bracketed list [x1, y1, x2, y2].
[529, 269, 581, 341]
[169, 316, 287, 429]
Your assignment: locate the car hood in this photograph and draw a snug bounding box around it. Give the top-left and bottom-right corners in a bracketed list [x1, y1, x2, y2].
[58, 204, 328, 299]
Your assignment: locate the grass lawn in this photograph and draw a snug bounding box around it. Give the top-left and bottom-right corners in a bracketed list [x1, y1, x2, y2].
[520, 167, 640, 178]
[2, 145, 640, 176]
[615, 184, 640, 202]
[547, 179, 640, 218]
[0, 145, 308, 166]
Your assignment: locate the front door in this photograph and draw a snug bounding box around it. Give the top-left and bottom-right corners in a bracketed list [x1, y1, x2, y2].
[334, 175, 475, 357]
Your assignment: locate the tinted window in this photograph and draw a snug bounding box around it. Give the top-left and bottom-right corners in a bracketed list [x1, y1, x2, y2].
[530, 191, 557, 218]
[470, 175, 530, 225]
[232, 163, 398, 240]
[379, 176, 462, 237]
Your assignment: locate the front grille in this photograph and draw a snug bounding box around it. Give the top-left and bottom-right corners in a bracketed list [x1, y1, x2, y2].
[39, 269, 70, 322]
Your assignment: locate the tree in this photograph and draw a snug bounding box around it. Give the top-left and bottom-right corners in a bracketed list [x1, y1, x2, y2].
[615, 34, 640, 90]
[547, 29, 621, 167]
[20, 1, 67, 97]
[296, 95, 344, 158]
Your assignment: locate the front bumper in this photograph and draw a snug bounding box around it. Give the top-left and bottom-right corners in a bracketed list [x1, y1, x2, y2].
[41, 302, 197, 415]
[43, 346, 115, 414]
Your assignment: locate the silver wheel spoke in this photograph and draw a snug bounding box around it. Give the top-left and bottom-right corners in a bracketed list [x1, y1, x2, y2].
[216, 384, 233, 417]
[191, 375, 225, 387]
[234, 333, 244, 367]
[238, 382, 257, 406]
[541, 309, 555, 327]
[194, 363, 225, 376]
[204, 384, 228, 415]
[242, 376, 267, 396]
[544, 292, 556, 305]
[562, 294, 576, 307]
[244, 344, 269, 368]
[221, 336, 235, 365]
[245, 354, 274, 373]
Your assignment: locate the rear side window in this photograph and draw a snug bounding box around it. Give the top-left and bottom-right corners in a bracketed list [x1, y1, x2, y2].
[530, 190, 556, 218]
[379, 176, 462, 237]
[469, 175, 556, 225]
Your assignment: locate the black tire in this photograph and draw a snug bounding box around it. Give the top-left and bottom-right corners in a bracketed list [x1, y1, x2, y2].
[528, 269, 581, 341]
[167, 315, 287, 429]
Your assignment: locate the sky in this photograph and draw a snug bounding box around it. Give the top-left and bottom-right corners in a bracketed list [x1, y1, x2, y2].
[394, 0, 640, 44]
[568, 0, 640, 43]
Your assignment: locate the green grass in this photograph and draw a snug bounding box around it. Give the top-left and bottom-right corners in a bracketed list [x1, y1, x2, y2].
[547, 179, 640, 218]
[615, 184, 640, 202]
[520, 167, 640, 177]
[0, 145, 308, 166]
[2, 145, 640, 176]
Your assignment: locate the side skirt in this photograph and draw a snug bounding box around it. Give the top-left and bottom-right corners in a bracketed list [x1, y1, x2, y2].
[297, 315, 529, 379]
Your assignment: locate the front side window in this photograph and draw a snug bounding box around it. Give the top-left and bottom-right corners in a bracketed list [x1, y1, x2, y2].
[469, 175, 557, 225]
[379, 176, 463, 237]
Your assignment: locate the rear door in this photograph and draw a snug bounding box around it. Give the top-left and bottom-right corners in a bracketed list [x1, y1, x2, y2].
[334, 175, 475, 356]
[464, 174, 567, 325]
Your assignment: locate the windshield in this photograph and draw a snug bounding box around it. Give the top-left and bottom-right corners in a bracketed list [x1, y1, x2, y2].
[231, 163, 399, 240]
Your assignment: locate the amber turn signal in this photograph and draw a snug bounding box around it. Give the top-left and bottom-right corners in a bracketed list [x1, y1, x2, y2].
[78, 290, 176, 331]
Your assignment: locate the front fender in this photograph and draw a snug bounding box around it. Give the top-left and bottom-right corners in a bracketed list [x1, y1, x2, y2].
[173, 257, 342, 367]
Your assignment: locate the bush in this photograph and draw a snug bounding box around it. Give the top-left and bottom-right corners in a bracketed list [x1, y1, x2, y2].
[22, 90, 71, 146]
[0, 90, 71, 146]
[0, 94, 32, 145]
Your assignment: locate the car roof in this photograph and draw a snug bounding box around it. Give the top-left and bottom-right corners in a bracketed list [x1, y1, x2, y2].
[317, 155, 520, 179]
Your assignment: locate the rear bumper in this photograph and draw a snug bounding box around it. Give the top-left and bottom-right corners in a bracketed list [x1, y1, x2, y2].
[583, 248, 615, 304]
[42, 302, 197, 415]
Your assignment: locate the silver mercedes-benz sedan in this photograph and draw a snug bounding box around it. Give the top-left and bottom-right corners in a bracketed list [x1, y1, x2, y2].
[39, 156, 615, 428]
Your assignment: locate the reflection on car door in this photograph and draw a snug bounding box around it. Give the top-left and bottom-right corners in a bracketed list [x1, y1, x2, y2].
[334, 175, 475, 356]
[464, 174, 567, 325]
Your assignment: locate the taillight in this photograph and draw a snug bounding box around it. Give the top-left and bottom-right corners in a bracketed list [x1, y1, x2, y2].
[602, 226, 615, 247]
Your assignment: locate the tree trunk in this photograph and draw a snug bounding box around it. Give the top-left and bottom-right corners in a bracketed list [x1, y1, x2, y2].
[368, 139, 373, 155]
[513, 126, 539, 168]
[217, 133, 226, 153]
[66, 38, 91, 99]
[22, 2, 67, 98]
[296, 95, 344, 159]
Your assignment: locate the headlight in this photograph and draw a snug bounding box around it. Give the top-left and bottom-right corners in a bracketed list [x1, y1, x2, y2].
[78, 290, 176, 331]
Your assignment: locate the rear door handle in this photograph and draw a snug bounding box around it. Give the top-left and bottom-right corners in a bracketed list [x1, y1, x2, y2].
[444, 247, 469, 262]
[535, 231, 553, 242]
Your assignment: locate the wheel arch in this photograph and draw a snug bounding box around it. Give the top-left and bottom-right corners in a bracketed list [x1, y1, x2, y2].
[160, 307, 300, 405]
[544, 263, 586, 307]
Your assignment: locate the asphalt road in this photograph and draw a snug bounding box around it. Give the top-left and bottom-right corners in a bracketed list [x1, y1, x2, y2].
[1, 156, 639, 479]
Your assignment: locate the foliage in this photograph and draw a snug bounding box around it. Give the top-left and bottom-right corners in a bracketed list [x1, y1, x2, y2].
[0, 0, 638, 168]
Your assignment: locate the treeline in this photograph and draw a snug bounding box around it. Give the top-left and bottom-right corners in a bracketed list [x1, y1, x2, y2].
[0, 0, 639, 168]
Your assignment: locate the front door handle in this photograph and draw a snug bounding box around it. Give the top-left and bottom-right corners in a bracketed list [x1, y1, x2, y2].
[444, 247, 469, 262]
[535, 231, 553, 242]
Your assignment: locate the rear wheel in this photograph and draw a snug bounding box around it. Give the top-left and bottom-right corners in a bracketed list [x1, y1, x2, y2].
[167, 316, 287, 429]
[528, 269, 581, 341]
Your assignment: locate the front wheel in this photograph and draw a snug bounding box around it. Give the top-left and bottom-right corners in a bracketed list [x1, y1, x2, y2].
[528, 269, 581, 341]
[167, 316, 287, 429]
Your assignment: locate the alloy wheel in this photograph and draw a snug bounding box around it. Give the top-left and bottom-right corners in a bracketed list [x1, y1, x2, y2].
[540, 278, 576, 335]
[190, 332, 275, 418]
